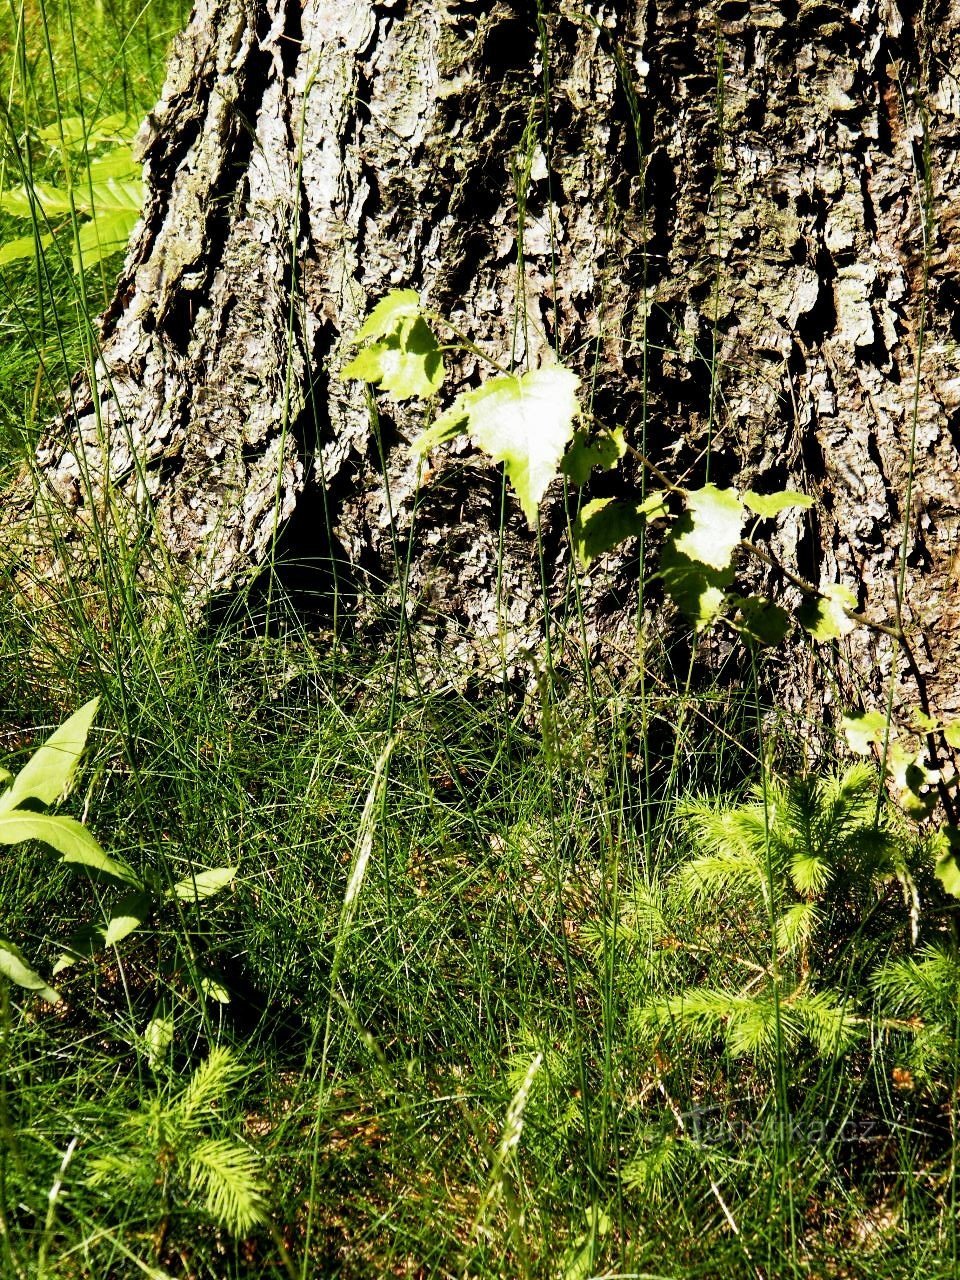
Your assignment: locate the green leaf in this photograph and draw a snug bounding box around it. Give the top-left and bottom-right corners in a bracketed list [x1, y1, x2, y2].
[797, 584, 857, 641]
[933, 826, 960, 899]
[170, 866, 237, 902]
[0, 698, 100, 813]
[352, 288, 421, 343]
[944, 720, 960, 749]
[743, 489, 814, 518]
[342, 316, 444, 400]
[572, 494, 667, 569]
[72, 205, 141, 274]
[0, 230, 54, 268]
[84, 145, 140, 184]
[841, 710, 890, 755]
[37, 111, 136, 149]
[560, 427, 627, 486]
[0, 181, 74, 218]
[673, 484, 745, 572]
[0, 939, 60, 1003]
[733, 595, 791, 646]
[144, 1013, 175, 1068]
[410, 378, 504, 456]
[658, 536, 733, 627]
[466, 364, 581, 525]
[200, 975, 232, 1004]
[0, 812, 138, 884]
[103, 889, 153, 946]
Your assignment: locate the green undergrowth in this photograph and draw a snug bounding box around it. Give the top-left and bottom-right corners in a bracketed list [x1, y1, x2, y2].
[0, 585, 958, 1279]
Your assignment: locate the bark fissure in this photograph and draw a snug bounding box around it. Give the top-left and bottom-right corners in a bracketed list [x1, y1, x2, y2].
[8, 0, 960, 725]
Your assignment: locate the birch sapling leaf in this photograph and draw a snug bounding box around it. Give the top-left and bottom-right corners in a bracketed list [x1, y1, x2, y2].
[561, 427, 627, 485]
[733, 595, 791, 646]
[351, 288, 421, 343]
[342, 316, 445, 400]
[658, 536, 733, 628]
[798, 584, 858, 641]
[572, 493, 668, 569]
[411, 378, 504, 456]
[841, 710, 891, 755]
[743, 490, 815, 518]
[672, 484, 745, 571]
[465, 365, 581, 525]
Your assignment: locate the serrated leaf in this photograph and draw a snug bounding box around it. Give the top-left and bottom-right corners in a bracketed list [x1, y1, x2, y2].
[72, 205, 141, 273]
[0, 181, 74, 218]
[0, 698, 99, 813]
[84, 145, 140, 184]
[0, 230, 54, 268]
[466, 365, 581, 525]
[103, 889, 152, 946]
[743, 489, 814, 518]
[342, 317, 444, 400]
[933, 826, 960, 898]
[0, 939, 60, 1003]
[658, 536, 733, 627]
[572, 494, 666, 569]
[797, 584, 857, 641]
[171, 866, 237, 902]
[352, 288, 421, 343]
[733, 595, 791, 646]
[561, 427, 627, 485]
[38, 111, 136, 148]
[841, 710, 890, 755]
[0, 812, 138, 884]
[411, 378, 503, 456]
[673, 484, 745, 572]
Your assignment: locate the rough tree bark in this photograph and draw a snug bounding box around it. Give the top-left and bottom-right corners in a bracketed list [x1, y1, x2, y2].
[11, 0, 960, 722]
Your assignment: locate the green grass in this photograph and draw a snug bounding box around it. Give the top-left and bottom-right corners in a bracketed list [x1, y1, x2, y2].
[0, 3, 957, 1278]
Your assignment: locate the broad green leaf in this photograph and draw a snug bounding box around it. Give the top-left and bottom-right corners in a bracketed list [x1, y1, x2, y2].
[352, 288, 421, 343]
[673, 484, 745, 572]
[561, 427, 627, 486]
[658, 537, 733, 627]
[467, 365, 581, 525]
[84, 145, 140, 184]
[53, 922, 104, 972]
[0, 812, 138, 884]
[0, 767, 11, 786]
[0, 181, 74, 218]
[572, 493, 667, 569]
[0, 698, 100, 813]
[342, 317, 444, 400]
[171, 866, 237, 902]
[103, 889, 153, 947]
[743, 489, 814, 518]
[733, 595, 791, 646]
[411, 377, 504, 456]
[797, 584, 857, 641]
[933, 826, 960, 899]
[944, 719, 960, 749]
[38, 111, 135, 148]
[0, 230, 54, 267]
[144, 1013, 175, 1068]
[72, 205, 141, 274]
[0, 939, 60, 1003]
[841, 710, 890, 755]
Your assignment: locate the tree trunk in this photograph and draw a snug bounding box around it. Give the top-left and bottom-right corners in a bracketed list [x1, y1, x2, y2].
[12, 0, 960, 721]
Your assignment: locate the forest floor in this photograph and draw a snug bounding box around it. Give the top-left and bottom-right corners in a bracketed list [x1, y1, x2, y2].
[0, 4, 957, 1279]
